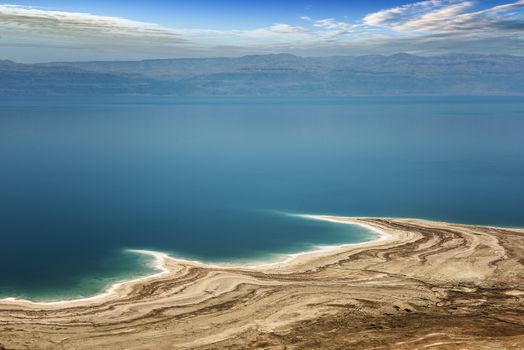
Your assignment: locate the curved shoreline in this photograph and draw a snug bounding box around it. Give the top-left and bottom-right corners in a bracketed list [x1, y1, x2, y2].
[0, 214, 390, 306]
[1, 216, 523, 349]
[0, 250, 172, 307]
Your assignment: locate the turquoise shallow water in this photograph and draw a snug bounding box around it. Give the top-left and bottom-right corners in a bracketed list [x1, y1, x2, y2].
[0, 96, 523, 301]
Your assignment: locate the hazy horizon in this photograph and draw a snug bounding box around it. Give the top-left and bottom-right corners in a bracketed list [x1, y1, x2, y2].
[3, 51, 524, 65]
[2, 1, 524, 62]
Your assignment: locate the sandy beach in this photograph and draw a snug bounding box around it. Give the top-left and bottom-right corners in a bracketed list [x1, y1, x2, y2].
[1, 216, 524, 349]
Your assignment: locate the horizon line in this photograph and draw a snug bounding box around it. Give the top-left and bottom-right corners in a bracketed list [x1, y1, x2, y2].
[3, 52, 524, 64]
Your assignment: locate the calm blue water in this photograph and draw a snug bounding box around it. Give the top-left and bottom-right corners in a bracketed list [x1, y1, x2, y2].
[0, 96, 523, 301]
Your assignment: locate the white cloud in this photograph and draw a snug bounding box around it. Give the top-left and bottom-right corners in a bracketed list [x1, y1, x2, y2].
[364, 0, 448, 26]
[486, 0, 524, 13]
[1, 1, 524, 61]
[363, 0, 524, 33]
[0, 4, 185, 42]
[268, 23, 308, 34]
[394, 1, 475, 31]
[314, 18, 354, 31]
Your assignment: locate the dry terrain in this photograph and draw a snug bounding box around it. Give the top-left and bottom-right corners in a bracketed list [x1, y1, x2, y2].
[1, 217, 524, 349]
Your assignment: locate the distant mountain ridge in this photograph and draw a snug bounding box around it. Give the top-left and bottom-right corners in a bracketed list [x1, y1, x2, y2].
[2, 53, 524, 95]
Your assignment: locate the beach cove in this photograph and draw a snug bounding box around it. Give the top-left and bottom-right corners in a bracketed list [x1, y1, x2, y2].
[1, 216, 523, 349]
[0, 214, 386, 305]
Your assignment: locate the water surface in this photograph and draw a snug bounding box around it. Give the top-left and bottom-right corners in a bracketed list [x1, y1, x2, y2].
[0, 96, 523, 300]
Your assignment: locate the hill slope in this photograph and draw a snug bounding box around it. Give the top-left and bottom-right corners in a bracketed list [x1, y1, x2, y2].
[2, 53, 524, 95]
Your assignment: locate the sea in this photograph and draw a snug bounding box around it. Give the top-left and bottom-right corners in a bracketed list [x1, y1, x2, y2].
[0, 96, 523, 301]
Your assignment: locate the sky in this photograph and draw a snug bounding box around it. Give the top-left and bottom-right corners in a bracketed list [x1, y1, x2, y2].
[1, 0, 524, 62]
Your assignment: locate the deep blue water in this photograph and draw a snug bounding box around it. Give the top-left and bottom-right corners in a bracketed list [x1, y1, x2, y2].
[0, 96, 523, 300]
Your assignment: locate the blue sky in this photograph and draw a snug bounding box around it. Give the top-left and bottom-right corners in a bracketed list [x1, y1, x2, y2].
[1, 0, 524, 62]
[1, 0, 401, 27]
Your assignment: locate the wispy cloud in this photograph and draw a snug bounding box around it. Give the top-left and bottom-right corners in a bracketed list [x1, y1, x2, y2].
[1, 1, 524, 61]
[356, 0, 524, 55]
[313, 18, 355, 32]
[0, 4, 185, 43]
[363, 0, 524, 33]
[363, 0, 460, 26]
[268, 23, 308, 34]
[393, 1, 476, 31]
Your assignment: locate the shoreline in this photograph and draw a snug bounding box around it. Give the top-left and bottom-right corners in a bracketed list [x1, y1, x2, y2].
[0, 250, 172, 307]
[1, 216, 523, 349]
[2, 214, 521, 307]
[246, 214, 392, 267]
[0, 215, 390, 306]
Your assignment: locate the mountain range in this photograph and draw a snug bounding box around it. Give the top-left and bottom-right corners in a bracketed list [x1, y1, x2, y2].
[2, 53, 524, 96]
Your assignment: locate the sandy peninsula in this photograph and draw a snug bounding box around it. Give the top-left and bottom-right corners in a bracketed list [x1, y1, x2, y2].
[1, 216, 524, 349]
